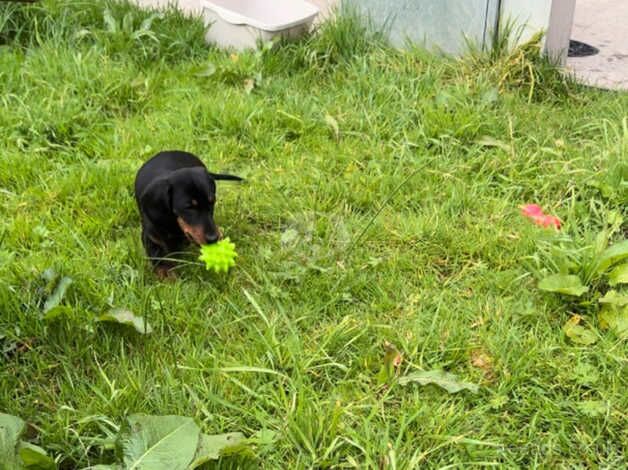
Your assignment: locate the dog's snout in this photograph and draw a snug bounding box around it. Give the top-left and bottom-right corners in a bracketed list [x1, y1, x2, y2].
[205, 233, 220, 244]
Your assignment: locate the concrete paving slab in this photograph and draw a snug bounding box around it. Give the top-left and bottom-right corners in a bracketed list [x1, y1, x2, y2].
[566, 0, 628, 90]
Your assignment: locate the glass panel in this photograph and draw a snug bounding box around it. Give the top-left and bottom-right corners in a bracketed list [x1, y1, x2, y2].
[346, 0, 500, 54]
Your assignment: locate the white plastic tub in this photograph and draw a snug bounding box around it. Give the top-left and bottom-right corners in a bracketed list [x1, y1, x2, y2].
[202, 0, 319, 50]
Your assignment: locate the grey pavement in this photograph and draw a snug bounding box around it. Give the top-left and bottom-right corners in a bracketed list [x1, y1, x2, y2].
[567, 0, 628, 90]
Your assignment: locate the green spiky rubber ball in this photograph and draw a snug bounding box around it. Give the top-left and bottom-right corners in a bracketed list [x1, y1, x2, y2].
[199, 238, 238, 273]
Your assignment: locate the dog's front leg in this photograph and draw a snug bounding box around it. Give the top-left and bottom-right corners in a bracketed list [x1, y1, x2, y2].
[141, 227, 178, 280]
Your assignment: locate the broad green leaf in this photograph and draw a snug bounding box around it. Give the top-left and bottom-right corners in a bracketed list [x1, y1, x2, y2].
[538, 274, 588, 297]
[563, 316, 597, 345]
[434, 91, 451, 107]
[598, 305, 628, 339]
[122, 12, 134, 34]
[96, 309, 152, 334]
[280, 228, 299, 247]
[189, 433, 246, 468]
[195, 63, 216, 78]
[43, 277, 73, 313]
[596, 239, 628, 273]
[608, 263, 628, 286]
[0, 413, 25, 470]
[398, 370, 479, 394]
[598, 290, 628, 307]
[139, 13, 161, 32]
[118, 415, 200, 470]
[575, 400, 608, 417]
[41, 268, 57, 283]
[102, 9, 118, 33]
[571, 363, 599, 385]
[0, 250, 15, 265]
[43, 306, 72, 322]
[480, 87, 499, 104]
[250, 429, 276, 447]
[18, 442, 56, 469]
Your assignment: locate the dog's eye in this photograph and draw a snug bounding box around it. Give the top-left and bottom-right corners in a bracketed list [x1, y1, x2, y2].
[184, 200, 198, 210]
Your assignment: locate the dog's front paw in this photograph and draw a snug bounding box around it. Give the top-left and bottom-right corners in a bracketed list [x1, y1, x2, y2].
[154, 265, 176, 281]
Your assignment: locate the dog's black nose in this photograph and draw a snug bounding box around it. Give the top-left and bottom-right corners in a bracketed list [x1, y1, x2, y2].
[205, 233, 219, 244]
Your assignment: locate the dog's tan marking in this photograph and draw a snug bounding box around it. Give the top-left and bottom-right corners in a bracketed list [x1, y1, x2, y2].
[155, 265, 176, 281]
[177, 217, 205, 245]
[191, 199, 198, 207]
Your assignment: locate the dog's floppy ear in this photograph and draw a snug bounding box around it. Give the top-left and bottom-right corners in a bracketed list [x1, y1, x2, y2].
[209, 172, 243, 182]
[139, 178, 172, 223]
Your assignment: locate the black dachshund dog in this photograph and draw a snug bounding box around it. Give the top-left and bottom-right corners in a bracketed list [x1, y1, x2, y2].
[134, 150, 242, 278]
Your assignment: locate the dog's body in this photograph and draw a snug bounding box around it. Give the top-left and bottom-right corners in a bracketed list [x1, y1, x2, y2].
[134, 150, 241, 277]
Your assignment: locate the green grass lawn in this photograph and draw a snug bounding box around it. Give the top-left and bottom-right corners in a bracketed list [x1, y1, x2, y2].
[1, 1, 627, 468]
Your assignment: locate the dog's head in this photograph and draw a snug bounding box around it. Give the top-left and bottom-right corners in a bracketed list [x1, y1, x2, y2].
[140, 167, 242, 245]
